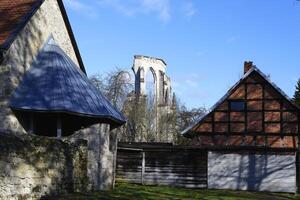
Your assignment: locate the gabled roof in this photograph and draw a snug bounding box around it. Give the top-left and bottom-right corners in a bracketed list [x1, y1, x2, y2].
[0, 0, 86, 73]
[10, 37, 126, 126]
[0, 0, 42, 49]
[182, 66, 300, 137]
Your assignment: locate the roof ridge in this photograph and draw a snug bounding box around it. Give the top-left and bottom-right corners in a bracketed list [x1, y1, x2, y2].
[181, 65, 299, 136]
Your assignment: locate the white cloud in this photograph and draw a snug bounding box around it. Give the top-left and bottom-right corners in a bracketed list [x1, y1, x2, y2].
[185, 79, 199, 87]
[97, 0, 137, 16]
[183, 1, 197, 17]
[172, 73, 211, 108]
[173, 74, 200, 92]
[98, 0, 171, 23]
[141, 0, 171, 23]
[64, 0, 99, 19]
[226, 36, 239, 43]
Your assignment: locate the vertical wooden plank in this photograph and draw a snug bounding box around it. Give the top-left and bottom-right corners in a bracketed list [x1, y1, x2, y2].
[141, 151, 145, 185]
[116, 147, 208, 188]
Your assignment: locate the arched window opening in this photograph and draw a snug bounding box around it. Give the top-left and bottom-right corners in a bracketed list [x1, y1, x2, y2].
[165, 89, 169, 104]
[140, 68, 145, 81]
[145, 68, 156, 107]
[159, 71, 164, 104]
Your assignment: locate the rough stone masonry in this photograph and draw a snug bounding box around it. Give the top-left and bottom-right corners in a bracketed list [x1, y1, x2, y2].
[0, 0, 120, 199]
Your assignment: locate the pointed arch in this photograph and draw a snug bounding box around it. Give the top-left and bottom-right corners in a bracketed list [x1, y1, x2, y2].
[165, 88, 169, 104]
[139, 67, 145, 81]
[145, 67, 157, 98]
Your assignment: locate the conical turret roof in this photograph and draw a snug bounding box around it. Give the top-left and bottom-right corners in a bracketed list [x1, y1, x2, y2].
[10, 37, 126, 126]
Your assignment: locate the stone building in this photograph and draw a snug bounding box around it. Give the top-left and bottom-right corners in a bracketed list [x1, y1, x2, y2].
[130, 55, 175, 142]
[132, 55, 173, 106]
[0, 0, 125, 199]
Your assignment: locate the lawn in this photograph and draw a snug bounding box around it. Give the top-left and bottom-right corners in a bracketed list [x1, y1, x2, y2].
[49, 182, 300, 200]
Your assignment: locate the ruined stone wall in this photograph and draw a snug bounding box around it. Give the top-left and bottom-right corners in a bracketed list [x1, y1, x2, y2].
[66, 123, 117, 191]
[132, 55, 172, 105]
[0, 133, 88, 200]
[0, 0, 80, 135]
[131, 55, 175, 142]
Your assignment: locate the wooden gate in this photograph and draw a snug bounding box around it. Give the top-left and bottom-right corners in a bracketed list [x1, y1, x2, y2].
[116, 143, 207, 188]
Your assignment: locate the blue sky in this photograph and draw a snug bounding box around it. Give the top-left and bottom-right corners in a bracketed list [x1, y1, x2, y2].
[64, 0, 300, 109]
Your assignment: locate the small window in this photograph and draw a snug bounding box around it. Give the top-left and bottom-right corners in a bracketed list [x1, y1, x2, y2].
[230, 101, 245, 111]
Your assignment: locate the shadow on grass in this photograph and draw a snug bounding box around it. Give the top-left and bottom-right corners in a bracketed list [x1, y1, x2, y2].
[46, 182, 300, 200]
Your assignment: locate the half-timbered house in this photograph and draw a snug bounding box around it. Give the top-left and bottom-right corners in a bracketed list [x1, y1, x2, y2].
[180, 62, 300, 193]
[183, 62, 300, 149]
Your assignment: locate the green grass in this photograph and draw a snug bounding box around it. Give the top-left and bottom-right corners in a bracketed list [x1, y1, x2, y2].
[49, 182, 300, 200]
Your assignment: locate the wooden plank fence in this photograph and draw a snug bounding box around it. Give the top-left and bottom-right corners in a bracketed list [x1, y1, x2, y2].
[116, 143, 208, 188]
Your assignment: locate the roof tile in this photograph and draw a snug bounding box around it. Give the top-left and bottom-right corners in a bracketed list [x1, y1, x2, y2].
[0, 0, 42, 48]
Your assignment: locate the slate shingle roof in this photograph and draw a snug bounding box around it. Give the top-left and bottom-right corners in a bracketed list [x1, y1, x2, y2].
[10, 37, 126, 126]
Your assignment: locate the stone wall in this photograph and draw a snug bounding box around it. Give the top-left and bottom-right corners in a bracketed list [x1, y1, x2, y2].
[0, 132, 88, 200]
[0, 0, 80, 135]
[208, 151, 296, 193]
[66, 123, 117, 191]
[0, 1, 118, 198]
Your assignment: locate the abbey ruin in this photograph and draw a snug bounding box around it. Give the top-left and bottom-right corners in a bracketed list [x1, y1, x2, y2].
[122, 55, 176, 143]
[132, 55, 173, 107]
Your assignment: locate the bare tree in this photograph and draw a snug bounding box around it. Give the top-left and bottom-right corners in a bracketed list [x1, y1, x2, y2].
[177, 105, 206, 131]
[90, 68, 133, 110]
[90, 68, 206, 145]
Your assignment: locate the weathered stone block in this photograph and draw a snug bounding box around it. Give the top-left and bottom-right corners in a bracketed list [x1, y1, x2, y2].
[0, 133, 88, 199]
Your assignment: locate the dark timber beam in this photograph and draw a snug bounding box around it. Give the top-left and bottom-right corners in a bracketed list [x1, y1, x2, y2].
[57, 116, 62, 138]
[29, 114, 34, 134]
